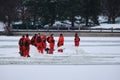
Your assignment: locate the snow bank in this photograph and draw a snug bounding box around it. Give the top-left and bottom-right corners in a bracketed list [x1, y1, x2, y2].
[92, 24, 120, 29]
[0, 22, 4, 31]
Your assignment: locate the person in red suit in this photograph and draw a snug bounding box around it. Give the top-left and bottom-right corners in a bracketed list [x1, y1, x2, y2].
[42, 35, 47, 50]
[36, 33, 43, 54]
[18, 35, 26, 56]
[31, 34, 37, 47]
[48, 34, 55, 54]
[74, 33, 80, 47]
[57, 34, 64, 52]
[24, 34, 31, 57]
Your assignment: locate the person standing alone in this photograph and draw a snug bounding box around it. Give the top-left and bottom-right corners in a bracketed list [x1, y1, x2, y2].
[74, 33, 80, 54]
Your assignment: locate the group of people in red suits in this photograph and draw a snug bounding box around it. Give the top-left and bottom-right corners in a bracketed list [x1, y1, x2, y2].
[18, 33, 80, 57]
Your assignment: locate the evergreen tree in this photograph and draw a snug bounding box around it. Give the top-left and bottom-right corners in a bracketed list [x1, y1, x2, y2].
[25, 0, 57, 27]
[80, 0, 101, 26]
[66, 0, 81, 27]
[56, 0, 68, 21]
[90, 0, 101, 25]
[44, 0, 57, 26]
[102, 0, 120, 23]
[25, 0, 42, 27]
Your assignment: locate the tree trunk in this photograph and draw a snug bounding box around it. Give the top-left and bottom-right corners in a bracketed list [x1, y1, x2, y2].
[92, 16, 99, 25]
[108, 15, 112, 23]
[85, 16, 89, 26]
[70, 16, 75, 27]
[71, 18, 74, 27]
[21, 6, 25, 25]
[112, 17, 116, 24]
[33, 15, 36, 27]
[8, 17, 11, 27]
[50, 17, 55, 27]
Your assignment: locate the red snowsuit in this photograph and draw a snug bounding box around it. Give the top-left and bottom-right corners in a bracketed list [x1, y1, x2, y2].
[18, 36, 26, 56]
[48, 35, 55, 54]
[74, 35, 80, 47]
[24, 37, 31, 57]
[57, 35, 64, 52]
[31, 34, 37, 47]
[42, 36, 47, 50]
[36, 35, 43, 54]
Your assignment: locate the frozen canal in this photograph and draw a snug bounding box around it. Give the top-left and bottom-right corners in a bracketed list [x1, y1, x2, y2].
[0, 36, 120, 80]
[0, 36, 120, 65]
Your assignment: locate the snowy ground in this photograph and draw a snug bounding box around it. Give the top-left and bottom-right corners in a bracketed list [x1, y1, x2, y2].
[0, 22, 4, 31]
[0, 36, 120, 65]
[0, 65, 120, 80]
[92, 24, 120, 29]
[0, 36, 120, 80]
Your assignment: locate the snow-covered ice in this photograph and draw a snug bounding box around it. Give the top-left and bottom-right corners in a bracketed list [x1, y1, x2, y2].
[0, 36, 120, 65]
[0, 36, 120, 80]
[0, 65, 120, 80]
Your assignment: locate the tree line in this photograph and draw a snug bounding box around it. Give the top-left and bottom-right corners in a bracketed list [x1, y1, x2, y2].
[0, 0, 120, 28]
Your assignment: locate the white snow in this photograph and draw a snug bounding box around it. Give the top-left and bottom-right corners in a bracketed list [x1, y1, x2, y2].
[92, 24, 120, 29]
[13, 21, 22, 25]
[1, 36, 120, 56]
[0, 36, 120, 80]
[0, 22, 4, 31]
[0, 36, 120, 65]
[0, 65, 120, 80]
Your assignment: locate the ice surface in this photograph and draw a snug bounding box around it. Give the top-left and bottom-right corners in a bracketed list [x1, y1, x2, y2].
[0, 36, 120, 65]
[0, 65, 120, 80]
[0, 36, 120, 80]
